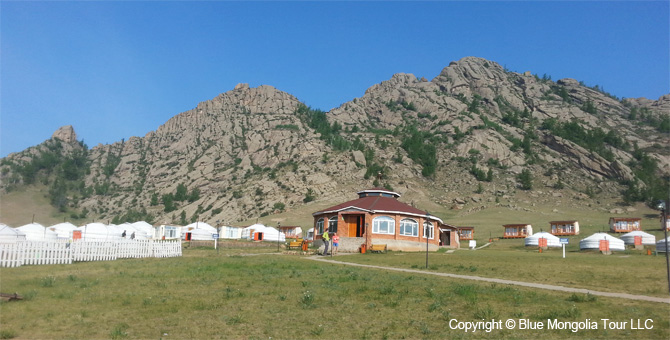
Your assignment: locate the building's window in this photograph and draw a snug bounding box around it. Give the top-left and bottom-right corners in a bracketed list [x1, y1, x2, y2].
[329, 217, 338, 233]
[423, 221, 434, 239]
[399, 218, 418, 237]
[317, 218, 324, 234]
[372, 216, 395, 235]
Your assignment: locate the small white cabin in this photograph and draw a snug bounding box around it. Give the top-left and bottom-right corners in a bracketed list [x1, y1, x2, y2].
[155, 225, 182, 240]
[220, 225, 244, 239]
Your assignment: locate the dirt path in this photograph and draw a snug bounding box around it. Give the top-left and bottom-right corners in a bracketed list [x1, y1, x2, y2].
[307, 256, 670, 304]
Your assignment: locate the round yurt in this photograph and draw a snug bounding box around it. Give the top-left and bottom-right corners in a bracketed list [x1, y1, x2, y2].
[579, 233, 625, 251]
[130, 221, 154, 239]
[183, 222, 216, 234]
[242, 224, 284, 242]
[525, 232, 562, 247]
[78, 222, 113, 240]
[306, 228, 315, 241]
[17, 223, 59, 241]
[186, 228, 215, 241]
[657, 237, 669, 253]
[48, 222, 78, 239]
[0, 224, 26, 243]
[620, 231, 656, 246]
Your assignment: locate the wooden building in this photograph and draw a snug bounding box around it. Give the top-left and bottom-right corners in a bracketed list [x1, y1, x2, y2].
[609, 217, 641, 233]
[502, 224, 533, 238]
[456, 226, 475, 241]
[312, 188, 459, 252]
[278, 225, 303, 239]
[550, 220, 580, 236]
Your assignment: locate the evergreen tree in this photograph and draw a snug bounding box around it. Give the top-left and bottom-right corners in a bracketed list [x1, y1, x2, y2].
[517, 169, 533, 190]
[175, 183, 188, 201]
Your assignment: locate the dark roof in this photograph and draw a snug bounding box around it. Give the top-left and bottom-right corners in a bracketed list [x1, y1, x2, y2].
[313, 194, 443, 223]
[609, 217, 641, 221]
[549, 220, 578, 224]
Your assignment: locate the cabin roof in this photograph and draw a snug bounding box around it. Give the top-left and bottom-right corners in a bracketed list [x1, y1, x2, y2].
[609, 217, 641, 221]
[313, 193, 443, 224]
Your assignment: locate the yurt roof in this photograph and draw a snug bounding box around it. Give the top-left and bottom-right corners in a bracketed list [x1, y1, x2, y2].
[78, 222, 109, 232]
[189, 228, 214, 236]
[17, 222, 47, 232]
[525, 232, 560, 241]
[17, 223, 59, 239]
[184, 222, 216, 232]
[621, 230, 654, 237]
[244, 224, 267, 231]
[49, 222, 78, 231]
[581, 233, 622, 242]
[131, 221, 154, 232]
[0, 225, 25, 236]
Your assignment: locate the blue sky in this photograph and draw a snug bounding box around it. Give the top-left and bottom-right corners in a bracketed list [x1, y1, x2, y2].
[2, 1, 668, 157]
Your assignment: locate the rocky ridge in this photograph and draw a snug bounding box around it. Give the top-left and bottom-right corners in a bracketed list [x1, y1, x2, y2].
[1, 57, 668, 225]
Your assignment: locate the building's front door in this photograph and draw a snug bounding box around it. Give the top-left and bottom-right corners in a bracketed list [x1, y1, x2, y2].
[343, 215, 363, 237]
[440, 230, 451, 246]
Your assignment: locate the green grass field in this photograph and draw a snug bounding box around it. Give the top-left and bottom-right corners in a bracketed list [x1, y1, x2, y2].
[336, 241, 670, 297]
[1, 244, 668, 339]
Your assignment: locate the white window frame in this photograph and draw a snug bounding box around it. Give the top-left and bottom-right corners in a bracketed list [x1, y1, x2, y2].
[399, 218, 418, 237]
[317, 218, 325, 235]
[372, 216, 395, 235]
[423, 221, 434, 239]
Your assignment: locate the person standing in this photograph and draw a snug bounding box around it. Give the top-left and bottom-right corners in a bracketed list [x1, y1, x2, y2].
[322, 228, 330, 256]
[332, 233, 340, 254]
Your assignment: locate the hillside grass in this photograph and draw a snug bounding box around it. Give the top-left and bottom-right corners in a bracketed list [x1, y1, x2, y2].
[1, 245, 668, 339]
[444, 201, 667, 244]
[0, 184, 75, 227]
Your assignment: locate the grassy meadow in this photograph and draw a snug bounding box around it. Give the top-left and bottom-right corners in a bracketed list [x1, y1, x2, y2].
[336, 241, 670, 297]
[1, 244, 669, 339]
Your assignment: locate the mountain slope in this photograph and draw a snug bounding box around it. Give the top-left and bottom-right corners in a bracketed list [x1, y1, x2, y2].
[1, 57, 668, 227]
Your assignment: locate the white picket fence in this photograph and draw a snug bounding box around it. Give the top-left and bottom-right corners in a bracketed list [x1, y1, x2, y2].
[0, 239, 182, 268]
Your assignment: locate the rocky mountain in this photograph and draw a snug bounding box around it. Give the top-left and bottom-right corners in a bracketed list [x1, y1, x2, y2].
[1, 57, 668, 226]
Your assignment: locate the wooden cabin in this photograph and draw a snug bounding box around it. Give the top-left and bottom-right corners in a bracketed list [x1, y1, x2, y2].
[278, 225, 303, 239]
[550, 220, 580, 236]
[456, 226, 475, 241]
[609, 217, 641, 233]
[502, 224, 533, 238]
